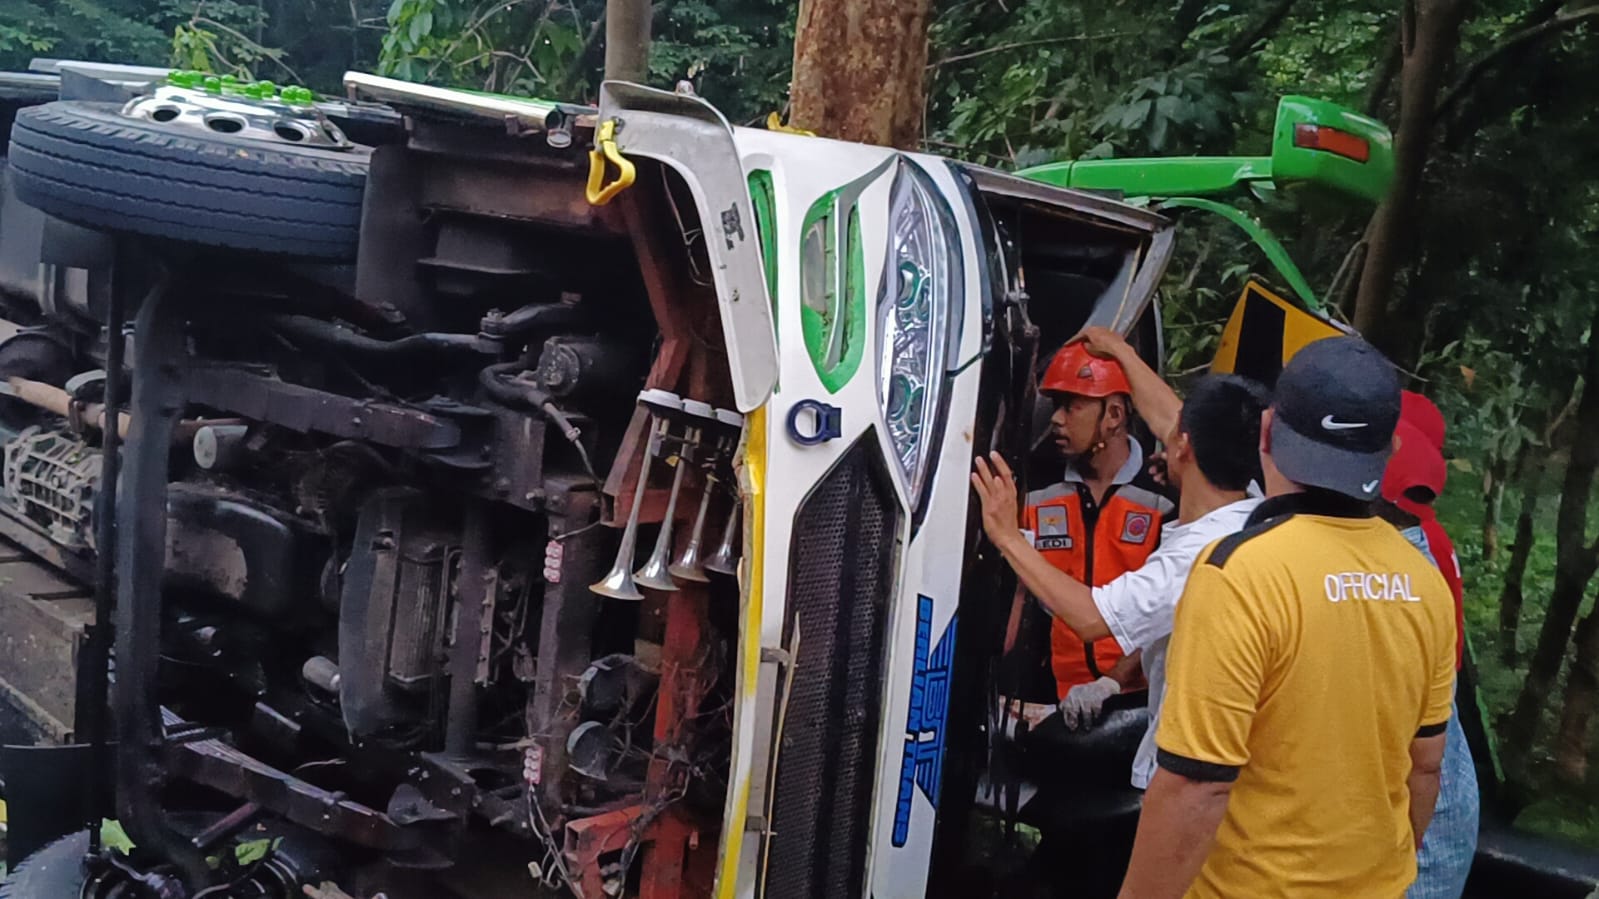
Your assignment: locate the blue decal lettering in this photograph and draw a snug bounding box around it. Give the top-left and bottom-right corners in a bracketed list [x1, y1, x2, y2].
[892, 595, 958, 847]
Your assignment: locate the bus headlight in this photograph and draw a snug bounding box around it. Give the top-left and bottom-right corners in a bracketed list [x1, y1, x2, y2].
[877, 160, 963, 510]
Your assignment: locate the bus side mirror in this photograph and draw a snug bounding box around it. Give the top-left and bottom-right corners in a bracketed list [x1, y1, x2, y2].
[1269, 96, 1395, 204]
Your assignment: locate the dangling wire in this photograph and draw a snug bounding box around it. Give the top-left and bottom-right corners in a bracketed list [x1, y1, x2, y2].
[662, 178, 712, 288]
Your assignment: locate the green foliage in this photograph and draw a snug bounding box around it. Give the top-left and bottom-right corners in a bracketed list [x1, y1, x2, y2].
[1155, 215, 1260, 375]
[1440, 484, 1599, 849]
[100, 818, 135, 853]
[168, 2, 293, 82]
[925, 0, 1333, 166]
[0, 1, 383, 92]
[234, 836, 281, 866]
[1255, 3, 1390, 105]
[0, 1, 169, 68]
[651, 0, 795, 125]
[1089, 58, 1248, 155]
[378, 0, 589, 96]
[377, 0, 795, 122]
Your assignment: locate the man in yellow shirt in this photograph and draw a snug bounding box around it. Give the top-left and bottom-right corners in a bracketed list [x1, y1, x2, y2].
[1119, 337, 1457, 899]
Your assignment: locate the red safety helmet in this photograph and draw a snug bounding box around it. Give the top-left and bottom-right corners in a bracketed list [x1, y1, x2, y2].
[1401, 390, 1446, 451]
[1041, 342, 1132, 398]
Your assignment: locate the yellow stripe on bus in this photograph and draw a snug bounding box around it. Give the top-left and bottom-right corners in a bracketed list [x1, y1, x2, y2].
[717, 403, 768, 899]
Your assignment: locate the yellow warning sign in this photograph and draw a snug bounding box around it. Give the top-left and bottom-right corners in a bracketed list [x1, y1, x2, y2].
[1210, 280, 1348, 384]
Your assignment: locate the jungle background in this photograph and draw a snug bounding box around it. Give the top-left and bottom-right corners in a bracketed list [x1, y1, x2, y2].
[3, 0, 1598, 850]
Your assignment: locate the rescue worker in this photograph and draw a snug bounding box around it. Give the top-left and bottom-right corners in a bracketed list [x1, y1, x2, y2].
[1381, 394, 1479, 899]
[1122, 336, 1457, 898]
[1018, 340, 1174, 717]
[972, 346, 1270, 788]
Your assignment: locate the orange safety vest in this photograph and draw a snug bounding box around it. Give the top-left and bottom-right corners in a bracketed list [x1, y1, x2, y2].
[1023, 454, 1174, 698]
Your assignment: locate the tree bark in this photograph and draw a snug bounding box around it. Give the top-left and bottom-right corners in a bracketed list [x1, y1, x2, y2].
[1557, 604, 1599, 782]
[1351, 0, 1472, 337]
[604, 0, 651, 83]
[789, 0, 932, 149]
[1497, 457, 1539, 663]
[1504, 311, 1599, 768]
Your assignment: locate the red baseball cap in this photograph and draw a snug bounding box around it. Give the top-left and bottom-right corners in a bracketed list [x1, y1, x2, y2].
[1401, 390, 1446, 451]
[1382, 419, 1446, 503]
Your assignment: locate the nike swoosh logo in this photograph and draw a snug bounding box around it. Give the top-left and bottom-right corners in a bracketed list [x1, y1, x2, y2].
[1362, 479, 1380, 494]
[1322, 415, 1368, 431]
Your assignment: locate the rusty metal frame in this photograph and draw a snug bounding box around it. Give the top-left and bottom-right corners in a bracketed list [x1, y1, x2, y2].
[601, 162, 731, 528]
[564, 805, 704, 899]
[186, 363, 463, 450]
[161, 709, 419, 852]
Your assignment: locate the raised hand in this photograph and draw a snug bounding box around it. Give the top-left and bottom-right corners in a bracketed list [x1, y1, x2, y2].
[971, 452, 1022, 549]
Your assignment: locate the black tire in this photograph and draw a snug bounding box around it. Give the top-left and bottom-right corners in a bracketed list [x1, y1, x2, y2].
[0, 830, 88, 897]
[8, 101, 369, 260]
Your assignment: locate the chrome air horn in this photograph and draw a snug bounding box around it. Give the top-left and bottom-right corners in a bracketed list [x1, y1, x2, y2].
[671, 407, 742, 582]
[633, 397, 709, 592]
[702, 497, 740, 577]
[703, 409, 746, 577]
[669, 472, 716, 583]
[591, 389, 684, 600]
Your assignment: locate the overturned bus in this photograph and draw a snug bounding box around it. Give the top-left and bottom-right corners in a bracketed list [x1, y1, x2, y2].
[0, 61, 1585, 899]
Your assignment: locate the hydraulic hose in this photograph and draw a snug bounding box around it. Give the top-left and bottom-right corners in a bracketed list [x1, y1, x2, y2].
[269, 314, 486, 356]
[478, 362, 600, 485]
[479, 301, 587, 341]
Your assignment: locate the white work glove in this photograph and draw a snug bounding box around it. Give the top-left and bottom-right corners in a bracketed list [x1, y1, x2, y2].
[1059, 676, 1120, 731]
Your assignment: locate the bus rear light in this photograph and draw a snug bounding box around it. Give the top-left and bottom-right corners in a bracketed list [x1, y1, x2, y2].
[1293, 123, 1371, 163]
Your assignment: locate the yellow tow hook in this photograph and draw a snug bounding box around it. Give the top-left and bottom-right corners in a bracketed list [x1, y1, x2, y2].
[586, 118, 636, 207]
[765, 112, 815, 136]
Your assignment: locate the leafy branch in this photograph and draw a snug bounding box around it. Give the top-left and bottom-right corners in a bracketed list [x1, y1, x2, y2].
[927, 32, 1135, 70]
[171, 7, 301, 83]
[1225, 0, 1300, 55]
[1434, 4, 1599, 119]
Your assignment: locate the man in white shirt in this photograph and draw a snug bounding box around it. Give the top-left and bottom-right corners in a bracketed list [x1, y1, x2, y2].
[972, 328, 1271, 789]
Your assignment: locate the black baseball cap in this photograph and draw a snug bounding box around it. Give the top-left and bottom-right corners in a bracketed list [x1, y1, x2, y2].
[1268, 336, 1401, 499]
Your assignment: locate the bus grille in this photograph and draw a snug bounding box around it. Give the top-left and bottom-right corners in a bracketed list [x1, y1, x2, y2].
[765, 439, 899, 899]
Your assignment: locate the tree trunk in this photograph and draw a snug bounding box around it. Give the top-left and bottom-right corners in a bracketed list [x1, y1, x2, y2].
[1352, 0, 1472, 337]
[1481, 453, 1508, 560]
[788, 0, 932, 149]
[1556, 606, 1599, 782]
[604, 0, 651, 83]
[1158, 0, 1212, 64]
[1504, 482, 1598, 770]
[1504, 311, 1599, 767]
[1497, 467, 1539, 664]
